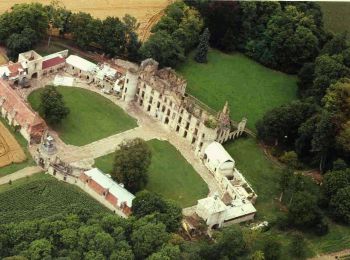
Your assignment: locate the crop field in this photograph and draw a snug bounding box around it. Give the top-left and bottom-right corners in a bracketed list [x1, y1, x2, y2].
[28, 86, 137, 146]
[94, 139, 208, 207]
[319, 2, 350, 36]
[0, 118, 34, 177]
[0, 173, 108, 224]
[0, 0, 170, 40]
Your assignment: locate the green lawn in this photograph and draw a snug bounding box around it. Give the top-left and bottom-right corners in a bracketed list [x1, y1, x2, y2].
[319, 2, 350, 36]
[225, 137, 350, 256]
[94, 139, 209, 208]
[224, 137, 282, 221]
[178, 49, 297, 130]
[0, 173, 108, 224]
[0, 118, 35, 177]
[28, 86, 137, 146]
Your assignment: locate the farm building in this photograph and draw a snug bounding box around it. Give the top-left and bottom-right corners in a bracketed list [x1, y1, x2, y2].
[79, 168, 135, 216]
[0, 79, 46, 143]
[196, 193, 256, 229]
[66, 55, 97, 80]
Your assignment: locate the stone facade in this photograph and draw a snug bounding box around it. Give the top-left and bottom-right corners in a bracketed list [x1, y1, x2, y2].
[122, 58, 247, 156]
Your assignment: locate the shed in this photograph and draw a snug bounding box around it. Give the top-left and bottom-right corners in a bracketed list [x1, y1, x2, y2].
[66, 55, 97, 73]
[84, 168, 135, 208]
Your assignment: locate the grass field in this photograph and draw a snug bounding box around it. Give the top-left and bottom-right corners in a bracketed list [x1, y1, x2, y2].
[28, 86, 137, 146]
[0, 173, 108, 224]
[0, 118, 35, 177]
[94, 139, 208, 207]
[225, 137, 350, 256]
[178, 50, 297, 130]
[319, 2, 350, 36]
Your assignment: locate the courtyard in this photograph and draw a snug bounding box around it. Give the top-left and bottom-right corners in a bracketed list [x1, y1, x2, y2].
[178, 49, 298, 130]
[94, 139, 209, 208]
[28, 86, 137, 146]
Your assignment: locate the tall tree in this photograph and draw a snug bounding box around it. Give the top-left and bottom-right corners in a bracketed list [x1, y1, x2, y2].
[39, 86, 70, 126]
[194, 28, 210, 63]
[112, 138, 152, 193]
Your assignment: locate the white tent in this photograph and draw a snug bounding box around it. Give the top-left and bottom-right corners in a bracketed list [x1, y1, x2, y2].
[53, 75, 74, 87]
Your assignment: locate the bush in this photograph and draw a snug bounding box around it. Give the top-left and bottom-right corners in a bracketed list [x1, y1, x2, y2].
[279, 151, 301, 169]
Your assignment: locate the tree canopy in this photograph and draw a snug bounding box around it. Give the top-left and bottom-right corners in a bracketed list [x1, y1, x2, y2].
[112, 138, 152, 193]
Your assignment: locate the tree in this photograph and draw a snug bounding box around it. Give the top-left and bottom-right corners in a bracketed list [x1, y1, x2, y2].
[99, 17, 127, 57]
[322, 169, 350, 199]
[148, 244, 181, 260]
[26, 239, 53, 260]
[289, 233, 307, 259]
[194, 28, 210, 63]
[202, 226, 247, 259]
[131, 221, 169, 259]
[70, 12, 101, 49]
[279, 151, 300, 169]
[132, 191, 182, 232]
[287, 191, 322, 228]
[329, 186, 350, 224]
[39, 86, 70, 125]
[139, 30, 185, 68]
[112, 138, 151, 193]
[6, 28, 38, 60]
[311, 111, 337, 172]
[256, 101, 316, 147]
[262, 237, 281, 260]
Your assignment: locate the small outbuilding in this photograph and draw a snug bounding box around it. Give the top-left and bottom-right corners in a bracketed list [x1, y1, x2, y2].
[66, 55, 97, 80]
[80, 168, 135, 215]
[204, 141, 235, 176]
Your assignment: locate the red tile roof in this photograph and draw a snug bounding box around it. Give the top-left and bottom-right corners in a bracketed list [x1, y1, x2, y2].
[7, 63, 23, 77]
[0, 79, 46, 135]
[42, 56, 65, 70]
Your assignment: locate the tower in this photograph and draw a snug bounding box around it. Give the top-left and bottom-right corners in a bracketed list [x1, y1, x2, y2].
[122, 68, 138, 102]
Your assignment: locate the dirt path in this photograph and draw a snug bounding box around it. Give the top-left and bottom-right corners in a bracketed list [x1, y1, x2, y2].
[309, 249, 350, 260]
[0, 166, 42, 185]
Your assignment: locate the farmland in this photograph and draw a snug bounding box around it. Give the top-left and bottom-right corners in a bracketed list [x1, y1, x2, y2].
[0, 173, 108, 224]
[0, 0, 170, 40]
[319, 2, 350, 36]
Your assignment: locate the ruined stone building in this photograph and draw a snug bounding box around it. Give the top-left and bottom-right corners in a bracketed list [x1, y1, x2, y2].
[122, 58, 247, 156]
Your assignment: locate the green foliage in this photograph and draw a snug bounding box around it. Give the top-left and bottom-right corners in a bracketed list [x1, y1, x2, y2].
[112, 138, 152, 193]
[194, 28, 210, 63]
[329, 186, 350, 224]
[200, 225, 247, 259]
[262, 237, 282, 260]
[256, 101, 316, 147]
[289, 233, 307, 259]
[39, 86, 70, 126]
[28, 86, 137, 146]
[131, 219, 169, 259]
[140, 1, 203, 67]
[6, 28, 38, 60]
[95, 139, 208, 207]
[288, 191, 323, 229]
[278, 151, 301, 169]
[0, 3, 48, 43]
[139, 31, 185, 68]
[132, 191, 182, 232]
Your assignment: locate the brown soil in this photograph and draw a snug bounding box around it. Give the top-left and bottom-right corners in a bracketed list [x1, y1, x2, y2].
[0, 122, 26, 167]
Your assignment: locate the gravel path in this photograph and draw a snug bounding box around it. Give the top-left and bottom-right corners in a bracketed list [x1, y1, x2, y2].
[0, 166, 42, 185]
